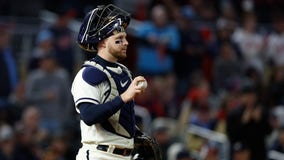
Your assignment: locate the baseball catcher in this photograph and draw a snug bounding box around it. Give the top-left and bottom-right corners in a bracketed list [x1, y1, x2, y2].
[72, 4, 162, 160]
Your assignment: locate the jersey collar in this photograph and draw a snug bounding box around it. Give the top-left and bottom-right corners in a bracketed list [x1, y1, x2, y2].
[92, 55, 118, 68]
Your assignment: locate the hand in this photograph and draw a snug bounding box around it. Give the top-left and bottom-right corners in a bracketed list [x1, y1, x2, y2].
[121, 76, 147, 102]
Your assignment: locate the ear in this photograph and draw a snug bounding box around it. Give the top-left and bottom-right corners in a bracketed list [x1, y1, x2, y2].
[98, 39, 107, 48]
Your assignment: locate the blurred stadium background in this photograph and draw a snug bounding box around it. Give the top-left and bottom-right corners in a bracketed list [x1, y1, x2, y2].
[1, 0, 284, 160]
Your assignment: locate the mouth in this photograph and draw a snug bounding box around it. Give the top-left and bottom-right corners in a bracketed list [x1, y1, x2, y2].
[121, 48, 127, 52]
[122, 50, 127, 54]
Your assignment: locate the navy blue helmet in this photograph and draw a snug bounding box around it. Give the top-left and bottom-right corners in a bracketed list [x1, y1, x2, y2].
[77, 4, 131, 52]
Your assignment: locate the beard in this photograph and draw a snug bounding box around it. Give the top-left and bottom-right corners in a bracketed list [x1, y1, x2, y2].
[109, 45, 127, 61]
[116, 53, 127, 61]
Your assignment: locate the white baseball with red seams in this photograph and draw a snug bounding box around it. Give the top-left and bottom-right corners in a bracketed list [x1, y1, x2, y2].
[137, 80, 147, 90]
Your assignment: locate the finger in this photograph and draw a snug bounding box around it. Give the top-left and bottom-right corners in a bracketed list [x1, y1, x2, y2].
[134, 76, 145, 82]
[135, 89, 143, 94]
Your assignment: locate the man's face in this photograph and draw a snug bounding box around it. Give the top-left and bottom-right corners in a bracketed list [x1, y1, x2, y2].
[104, 32, 128, 61]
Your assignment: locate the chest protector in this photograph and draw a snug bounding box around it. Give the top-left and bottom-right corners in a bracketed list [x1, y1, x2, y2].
[83, 60, 135, 138]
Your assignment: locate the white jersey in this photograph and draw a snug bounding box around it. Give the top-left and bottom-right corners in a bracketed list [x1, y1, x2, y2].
[266, 32, 284, 66]
[232, 28, 264, 58]
[71, 57, 134, 149]
[232, 28, 265, 72]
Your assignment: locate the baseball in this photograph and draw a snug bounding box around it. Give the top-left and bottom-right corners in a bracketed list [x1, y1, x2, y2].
[137, 80, 147, 90]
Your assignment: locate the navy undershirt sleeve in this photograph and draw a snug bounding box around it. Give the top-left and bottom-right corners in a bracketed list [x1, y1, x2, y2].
[78, 96, 125, 126]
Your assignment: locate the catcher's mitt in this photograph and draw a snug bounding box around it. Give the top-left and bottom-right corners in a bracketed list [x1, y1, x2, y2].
[133, 130, 162, 160]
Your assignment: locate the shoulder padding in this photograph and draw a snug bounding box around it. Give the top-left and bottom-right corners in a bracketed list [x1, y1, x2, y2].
[82, 66, 108, 86]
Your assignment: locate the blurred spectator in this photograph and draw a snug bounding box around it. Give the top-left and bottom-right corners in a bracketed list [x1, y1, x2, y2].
[173, 7, 205, 95]
[185, 74, 216, 131]
[212, 41, 243, 92]
[199, 2, 234, 84]
[0, 23, 19, 124]
[218, 1, 238, 28]
[189, 102, 215, 131]
[267, 106, 284, 149]
[214, 94, 240, 134]
[14, 128, 42, 160]
[25, 53, 72, 135]
[8, 80, 26, 118]
[28, 29, 54, 71]
[186, 74, 211, 110]
[232, 12, 265, 75]
[47, 9, 77, 76]
[268, 125, 284, 160]
[269, 125, 284, 152]
[266, 12, 284, 67]
[134, 4, 180, 75]
[176, 73, 217, 137]
[179, 0, 204, 21]
[215, 10, 237, 50]
[42, 135, 68, 160]
[212, 2, 239, 85]
[0, 123, 42, 160]
[153, 73, 178, 118]
[15, 105, 48, 149]
[243, 66, 263, 96]
[226, 82, 272, 160]
[0, 23, 18, 108]
[265, 66, 284, 107]
[151, 117, 177, 160]
[0, 124, 16, 160]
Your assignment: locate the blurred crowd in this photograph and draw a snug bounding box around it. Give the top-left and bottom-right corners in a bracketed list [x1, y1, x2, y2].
[2, 0, 284, 160]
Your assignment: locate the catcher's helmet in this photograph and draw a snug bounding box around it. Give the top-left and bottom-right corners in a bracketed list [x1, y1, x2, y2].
[77, 4, 131, 52]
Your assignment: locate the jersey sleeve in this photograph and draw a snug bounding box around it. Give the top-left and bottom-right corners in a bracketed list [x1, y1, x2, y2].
[71, 67, 109, 111]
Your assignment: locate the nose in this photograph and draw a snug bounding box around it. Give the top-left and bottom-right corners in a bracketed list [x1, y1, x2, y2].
[123, 38, 128, 46]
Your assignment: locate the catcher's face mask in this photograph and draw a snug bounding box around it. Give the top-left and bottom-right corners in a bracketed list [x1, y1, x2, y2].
[77, 4, 131, 52]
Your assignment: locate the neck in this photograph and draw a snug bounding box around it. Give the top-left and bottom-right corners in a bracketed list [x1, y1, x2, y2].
[97, 50, 117, 63]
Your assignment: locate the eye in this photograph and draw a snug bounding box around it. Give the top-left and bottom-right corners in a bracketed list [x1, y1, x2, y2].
[115, 38, 123, 44]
